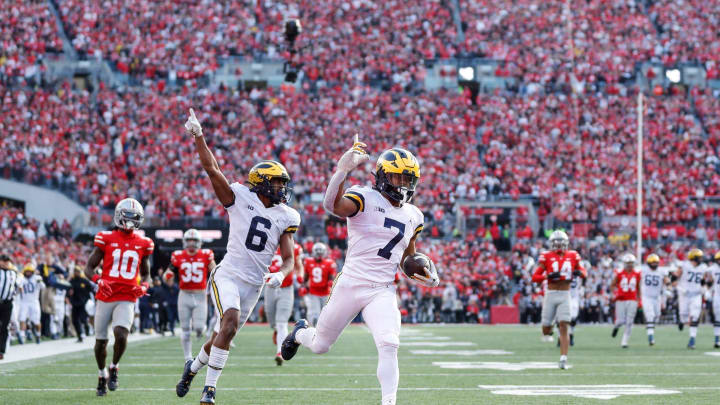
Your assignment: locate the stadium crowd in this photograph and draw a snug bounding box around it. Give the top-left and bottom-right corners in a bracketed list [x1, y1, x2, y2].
[2, 0, 720, 337]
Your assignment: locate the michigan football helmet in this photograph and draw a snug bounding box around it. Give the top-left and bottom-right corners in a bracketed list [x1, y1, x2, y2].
[688, 248, 704, 262]
[247, 160, 292, 205]
[646, 253, 660, 269]
[373, 148, 420, 205]
[114, 198, 145, 231]
[548, 230, 569, 252]
[312, 242, 328, 259]
[183, 229, 202, 251]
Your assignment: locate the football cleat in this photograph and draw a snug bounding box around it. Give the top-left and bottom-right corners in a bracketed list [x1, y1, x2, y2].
[200, 386, 216, 404]
[611, 327, 619, 338]
[622, 344, 628, 349]
[108, 367, 119, 391]
[678, 323, 684, 331]
[281, 319, 308, 361]
[176, 359, 196, 397]
[275, 353, 283, 366]
[715, 336, 720, 349]
[688, 337, 696, 349]
[96, 376, 108, 396]
[558, 359, 568, 370]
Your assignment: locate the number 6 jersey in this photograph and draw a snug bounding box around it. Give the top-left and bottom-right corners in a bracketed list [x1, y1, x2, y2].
[94, 229, 155, 302]
[223, 183, 301, 286]
[341, 185, 424, 284]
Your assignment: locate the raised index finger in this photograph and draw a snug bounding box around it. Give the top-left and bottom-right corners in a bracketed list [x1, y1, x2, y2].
[189, 108, 197, 120]
[353, 133, 359, 145]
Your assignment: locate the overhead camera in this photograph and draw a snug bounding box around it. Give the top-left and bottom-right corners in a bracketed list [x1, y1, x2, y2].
[283, 19, 303, 83]
[284, 19, 302, 45]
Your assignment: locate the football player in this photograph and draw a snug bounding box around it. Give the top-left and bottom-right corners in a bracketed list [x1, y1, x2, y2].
[265, 243, 304, 366]
[177, 109, 300, 404]
[610, 254, 642, 348]
[641, 253, 668, 346]
[281, 138, 438, 405]
[673, 248, 710, 349]
[303, 242, 337, 326]
[170, 229, 216, 362]
[531, 230, 585, 369]
[708, 252, 720, 348]
[18, 264, 44, 344]
[85, 198, 155, 396]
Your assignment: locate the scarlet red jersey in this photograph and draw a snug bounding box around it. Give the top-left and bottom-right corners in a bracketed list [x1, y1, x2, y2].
[532, 250, 585, 283]
[171, 248, 214, 291]
[303, 257, 337, 296]
[269, 244, 303, 288]
[614, 269, 641, 301]
[93, 230, 154, 302]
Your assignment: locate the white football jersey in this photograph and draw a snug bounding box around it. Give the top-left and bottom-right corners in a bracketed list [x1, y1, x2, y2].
[341, 186, 424, 284]
[20, 274, 44, 304]
[640, 265, 666, 298]
[221, 183, 301, 286]
[677, 261, 708, 296]
[707, 263, 720, 298]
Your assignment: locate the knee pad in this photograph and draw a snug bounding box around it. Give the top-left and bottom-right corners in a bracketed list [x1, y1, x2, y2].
[376, 332, 400, 349]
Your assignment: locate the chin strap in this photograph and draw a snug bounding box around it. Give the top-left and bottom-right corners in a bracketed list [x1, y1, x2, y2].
[323, 170, 348, 216]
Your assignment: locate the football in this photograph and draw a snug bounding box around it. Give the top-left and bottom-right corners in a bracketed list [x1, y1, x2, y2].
[402, 252, 432, 279]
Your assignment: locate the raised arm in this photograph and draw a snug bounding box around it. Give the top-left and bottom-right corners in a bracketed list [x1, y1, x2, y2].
[323, 134, 370, 218]
[186, 108, 234, 207]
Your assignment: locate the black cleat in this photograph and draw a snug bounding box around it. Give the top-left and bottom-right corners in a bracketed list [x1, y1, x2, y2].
[678, 323, 684, 331]
[200, 385, 216, 404]
[176, 359, 196, 397]
[611, 327, 619, 338]
[108, 367, 118, 391]
[275, 354, 283, 366]
[96, 376, 108, 396]
[281, 319, 308, 361]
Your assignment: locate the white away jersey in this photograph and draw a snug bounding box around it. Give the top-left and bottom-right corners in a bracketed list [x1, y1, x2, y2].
[341, 186, 424, 284]
[20, 274, 45, 303]
[222, 183, 301, 286]
[677, 261, 708, 296]
[707, 263, 720, 298]
[640, 265, 666, 298]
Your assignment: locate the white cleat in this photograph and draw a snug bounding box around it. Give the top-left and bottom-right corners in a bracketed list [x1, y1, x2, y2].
[558, 359, 568, 370]
[542, 335, 554, 343]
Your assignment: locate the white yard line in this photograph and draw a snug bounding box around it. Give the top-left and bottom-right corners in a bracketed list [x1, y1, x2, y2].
[1, 334, 161, 364]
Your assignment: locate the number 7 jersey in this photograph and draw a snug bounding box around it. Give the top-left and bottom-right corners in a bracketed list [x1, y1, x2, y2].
[94, 229, 155, 302]
[341, 185, 424, 284]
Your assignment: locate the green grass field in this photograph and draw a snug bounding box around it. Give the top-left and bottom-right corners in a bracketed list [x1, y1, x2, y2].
[1, 324, 719, 404]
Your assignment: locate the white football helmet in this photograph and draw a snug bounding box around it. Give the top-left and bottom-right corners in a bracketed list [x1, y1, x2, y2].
[548, 230, 569, 252]
[622, 253, 636, 267]
[113, 198, 144, 231]
[312, 242, 327, 259]
[183, 229, 202, 250]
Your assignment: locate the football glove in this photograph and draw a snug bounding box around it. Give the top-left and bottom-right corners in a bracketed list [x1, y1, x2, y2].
[97, 279, 113, 296]
[336, 134, 369, 173]
[411, 260, 440, 288]
[264, 272, 285, 288]
[572, 269, 584, 277]
[184, 108, 203, 138]
[547, 271, 562, 281]
[131, 282, 149, 298]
